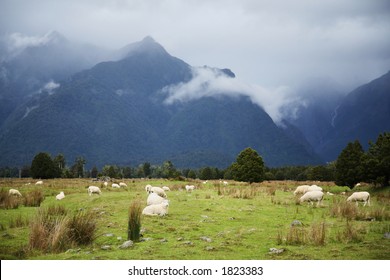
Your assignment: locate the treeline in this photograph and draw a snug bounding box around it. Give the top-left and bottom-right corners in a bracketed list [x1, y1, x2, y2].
[1, 132, 389, 188]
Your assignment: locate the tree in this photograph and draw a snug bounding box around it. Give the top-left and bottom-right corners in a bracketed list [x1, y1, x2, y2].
[230, 147, 265, 183]
[53, 153, 66, 170]
[30, 152, 61, 179]
[142, 162, 151, 178]
[161, 161, 179, 179]
[335, 140, 365, 188]
[91, 166, 99, 178]
[365, 132, 390, 187]
[72, 156, 86, 178]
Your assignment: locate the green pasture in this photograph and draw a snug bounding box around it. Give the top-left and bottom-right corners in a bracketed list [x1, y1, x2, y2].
[0, 178, 389, 260]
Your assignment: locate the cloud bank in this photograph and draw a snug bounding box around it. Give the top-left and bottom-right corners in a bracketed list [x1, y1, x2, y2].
[162, 67, 302, 125]
[1, 0, 389, 91]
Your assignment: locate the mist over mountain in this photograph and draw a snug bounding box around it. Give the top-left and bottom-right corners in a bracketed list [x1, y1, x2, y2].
[0, 33, 388, 169]
[0, 31, 109, 127]
[316, 71, 390, 161]
[0, 34, 323, 168]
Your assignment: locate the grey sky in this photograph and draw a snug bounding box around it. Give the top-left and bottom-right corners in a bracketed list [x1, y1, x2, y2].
[1, 0, 390, 91]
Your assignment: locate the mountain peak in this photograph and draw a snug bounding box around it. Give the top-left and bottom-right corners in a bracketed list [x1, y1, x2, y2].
[44, 30, 68, 45]
[118, 36, 169, 59]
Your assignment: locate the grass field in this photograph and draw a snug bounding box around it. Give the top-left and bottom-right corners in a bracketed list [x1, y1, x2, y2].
[0, 178, 389, 260]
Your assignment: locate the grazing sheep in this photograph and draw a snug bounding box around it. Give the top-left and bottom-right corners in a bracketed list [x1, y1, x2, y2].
[299, 191, 324, 206]
[119, 182, 127, 187]
[147, 192, 168, 206]
[88, 186, 101, 196]
[142, 200, 169, 216]
[223, 181, 229, 186]
[293, 185, 310, 195]
[9, 189, 22, 197]
[145, 185, 167, 198]
[35, 180, 43, 185]
[185, 185, 195, 192]
[112, 183, 120, 188]
[347, 191, 370, 206]
[56, 191, 65, 200]
[103, 182, 108, 187]
[306, 185, 323, 193]
[162, 186, 170, 191]
[326, 191, 334, 196]
[145, 184, 153, 192]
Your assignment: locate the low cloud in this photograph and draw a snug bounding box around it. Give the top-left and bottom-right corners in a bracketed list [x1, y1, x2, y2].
[162, 67, 303, 125]
[7, 32, 51, 51]
[39, 80, 60, 95]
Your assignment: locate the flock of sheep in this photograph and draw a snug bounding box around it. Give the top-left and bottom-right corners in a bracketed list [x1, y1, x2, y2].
[293, 184, 371, 207]
[7, 180, 371, 216]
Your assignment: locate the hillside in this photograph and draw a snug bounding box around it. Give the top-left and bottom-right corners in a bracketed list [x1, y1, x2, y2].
[0, 36, 321, 168]
[317, 71, 390, 161]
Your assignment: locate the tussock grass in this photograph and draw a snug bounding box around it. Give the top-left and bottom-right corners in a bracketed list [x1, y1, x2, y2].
[28, 206, 96, 253]
[280, 221, 327, 246]
[128, 200, 142, 242]
[0, 189, 21, 209]
[9, 214, 29, 228]
[23, 189, 44, 207]
[337, 220, 364, 243]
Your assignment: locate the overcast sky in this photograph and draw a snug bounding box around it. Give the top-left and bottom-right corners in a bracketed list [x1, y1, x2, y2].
[1, 0, 390, 91]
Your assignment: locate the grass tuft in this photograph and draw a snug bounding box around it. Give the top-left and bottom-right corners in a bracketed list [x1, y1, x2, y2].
[128, 200, 142, 242]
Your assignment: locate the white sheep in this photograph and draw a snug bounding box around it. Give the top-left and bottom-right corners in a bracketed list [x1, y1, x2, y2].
[293, 185, 310, 195]
[326, 191, 334, 196]
[9, 189, 22, 197]
[119, 182, 127, 187]
[223, 181, 229, 186]
[56, 191, 65, 200]
[103, 182, 108, 187]
[35, 180, 43, 185]
[306, 185, 323, 193]
[147, 192, 168, 206]
[162, 186, 170, 191]
[185, 185, 195, 192]
[142, 200, 169, 216]
[112, 183, 121, 188]
[145, 185, 167, 198]
[88, 186, 101, 196]
[145, 184, 153, 192]
[299, 191, 324, 206]
[347, 191, 370, 206]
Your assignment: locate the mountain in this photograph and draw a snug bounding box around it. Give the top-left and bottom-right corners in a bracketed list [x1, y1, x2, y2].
[316, 71, 390, 161]
[283, 79, 344, 149]
[0, 36, 321, 168]
[0, 31, 108, 128]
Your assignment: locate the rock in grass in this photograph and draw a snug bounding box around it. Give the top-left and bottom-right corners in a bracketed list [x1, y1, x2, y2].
[269, 248, 285, 254]
[200, 236, 212, 242]
[291, 220, 303, 227]
[384, 232, 390, 239]
[119, 240, 134, 249]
